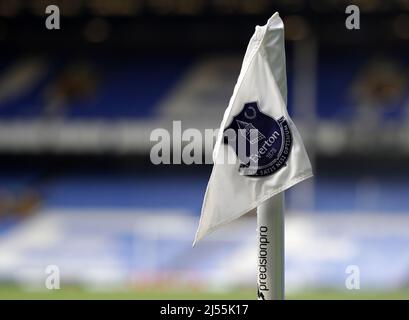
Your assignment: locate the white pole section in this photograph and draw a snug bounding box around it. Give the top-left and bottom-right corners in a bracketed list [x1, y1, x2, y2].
[257, 192, 285, 300]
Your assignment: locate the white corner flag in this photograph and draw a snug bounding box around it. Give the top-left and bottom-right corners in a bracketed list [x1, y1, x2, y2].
[194, 12, 313, 244]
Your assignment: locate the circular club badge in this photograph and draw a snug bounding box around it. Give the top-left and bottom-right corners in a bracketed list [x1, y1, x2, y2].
[223, 101, 292, 177]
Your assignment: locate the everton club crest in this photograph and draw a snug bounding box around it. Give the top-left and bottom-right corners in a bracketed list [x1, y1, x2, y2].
[224, 101, 292, 177]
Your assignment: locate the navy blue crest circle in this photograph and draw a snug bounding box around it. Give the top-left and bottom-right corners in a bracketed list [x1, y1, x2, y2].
[223, 102, 292, 177]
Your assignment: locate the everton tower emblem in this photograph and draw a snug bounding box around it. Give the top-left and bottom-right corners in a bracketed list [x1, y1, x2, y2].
[224, 102, 292, 177]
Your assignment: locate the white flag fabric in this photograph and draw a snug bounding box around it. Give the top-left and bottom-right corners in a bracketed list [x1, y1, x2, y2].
[194, 12, 313, 244]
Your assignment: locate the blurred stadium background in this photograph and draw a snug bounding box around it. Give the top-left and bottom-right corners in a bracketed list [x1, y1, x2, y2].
[0, 0, 409, 299]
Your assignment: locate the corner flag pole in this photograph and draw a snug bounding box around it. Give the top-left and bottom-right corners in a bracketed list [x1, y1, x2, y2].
[257, 192, 285, 300]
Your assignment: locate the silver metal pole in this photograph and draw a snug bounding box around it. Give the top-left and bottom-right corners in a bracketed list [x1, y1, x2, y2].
[257, 193, 285, 300]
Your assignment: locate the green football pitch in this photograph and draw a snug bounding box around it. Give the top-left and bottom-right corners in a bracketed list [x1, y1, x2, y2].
[0, 285, 408, 300]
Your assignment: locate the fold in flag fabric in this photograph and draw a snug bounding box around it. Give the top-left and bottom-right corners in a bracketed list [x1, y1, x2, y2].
[194, 12, 313, 244]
